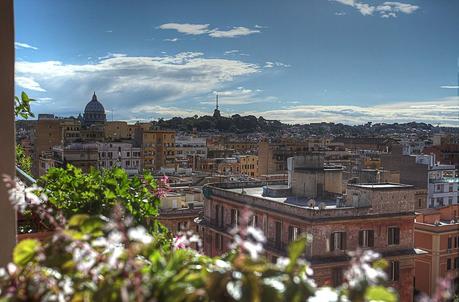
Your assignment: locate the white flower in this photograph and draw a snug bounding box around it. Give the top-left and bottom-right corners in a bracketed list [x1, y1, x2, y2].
[128, 226, 152, 244]
[247, 226, 266, 243]
[308, 287, 339, 302]
[107, 244, 124, 268]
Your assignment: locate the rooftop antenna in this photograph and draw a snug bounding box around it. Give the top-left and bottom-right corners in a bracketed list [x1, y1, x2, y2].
[216, 93, 219, 110]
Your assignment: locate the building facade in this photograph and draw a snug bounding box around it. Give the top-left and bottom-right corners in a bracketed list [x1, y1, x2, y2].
[135, 129, 176, 171]
[97, 142, 141, 175]
[414, 205, 459, 296]
[199, 181, 418, 302]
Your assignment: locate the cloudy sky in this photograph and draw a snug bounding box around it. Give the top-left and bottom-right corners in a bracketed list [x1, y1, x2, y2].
[14, 0, 459, 126]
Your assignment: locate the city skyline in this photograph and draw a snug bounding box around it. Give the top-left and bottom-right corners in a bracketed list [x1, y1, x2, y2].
[14, 0, 459, 126]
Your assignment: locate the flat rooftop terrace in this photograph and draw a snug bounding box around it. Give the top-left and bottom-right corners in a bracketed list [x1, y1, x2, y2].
[225, 186, 343, 210]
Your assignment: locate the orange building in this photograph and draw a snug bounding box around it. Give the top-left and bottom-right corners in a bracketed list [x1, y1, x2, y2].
[414, 205, 459, 296]
[134, 128, 176, 171]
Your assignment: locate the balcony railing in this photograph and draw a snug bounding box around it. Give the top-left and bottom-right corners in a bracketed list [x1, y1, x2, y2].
[429, 177, 459, 184]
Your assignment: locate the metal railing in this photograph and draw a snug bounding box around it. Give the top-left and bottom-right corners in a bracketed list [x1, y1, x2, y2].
[15, 166, 36, 186]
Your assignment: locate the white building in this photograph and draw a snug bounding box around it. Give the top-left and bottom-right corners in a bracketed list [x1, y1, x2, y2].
[416, 154, 459, 208]
[97, 142, 141, 175]
[175, 136, 207, 169]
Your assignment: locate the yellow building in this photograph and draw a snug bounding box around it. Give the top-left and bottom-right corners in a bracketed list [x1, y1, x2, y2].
[238, 155, 259, 177]
[135, 129, 176, 171]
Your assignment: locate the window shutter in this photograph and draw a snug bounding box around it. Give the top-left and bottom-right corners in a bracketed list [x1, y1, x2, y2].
[358, 230, 363, 247]
[394, 228, 400, 244]
[288, 226, 293, 242]
[341, 232, 347, 250]
[330, 233, 335, 251]
[368, 230, 374, 247]
[394, 261, 400, 281]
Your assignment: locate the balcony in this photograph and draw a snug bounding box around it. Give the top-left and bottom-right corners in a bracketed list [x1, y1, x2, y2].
[429, 177, 459, 184]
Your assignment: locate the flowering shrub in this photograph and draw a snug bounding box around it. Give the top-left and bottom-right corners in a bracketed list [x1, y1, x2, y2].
[2, 172, 456, 301]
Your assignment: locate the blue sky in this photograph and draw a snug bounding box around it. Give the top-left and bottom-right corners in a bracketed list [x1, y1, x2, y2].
[14, 0, 459, 126]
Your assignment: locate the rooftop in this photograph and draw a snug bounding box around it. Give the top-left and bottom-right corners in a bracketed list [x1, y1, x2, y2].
[348, 183, 414, 190]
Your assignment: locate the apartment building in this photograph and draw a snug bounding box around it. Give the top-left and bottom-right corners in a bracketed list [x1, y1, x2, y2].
[175, 136, 207, 169]
[258, 139, 313, 175]
[97, 142, 141, 175]
[157, 187, 203, 234]
[51, 143, 99, 173]
[382, 149, 459, 208]
[134, 129, 176, 171]
[414, 205, 459, 296]
[33, 114, 63, 176]
[199, 177, 419, 302]
[104, 121, 140, 141]
[238, 155, 259, 177]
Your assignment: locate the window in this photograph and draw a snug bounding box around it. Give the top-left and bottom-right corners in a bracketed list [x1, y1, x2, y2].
[455, 257, 459, 269]
[388, 227, 400, 245]
[388, 261, 400, 281]
[230, 209, 239, 227]
[447, 258, 452, 270]
[331, 268, 343, 287]
[330, 232, 346, 251]
[288, 226, 301, 242]
[249, 215, 258, 228]
[448, 237, 453, 249]
[275, 221, 282, 248]
[358, 230, 375, 248]
[215, 233, 223, 251]
[454, 237, 458, 249]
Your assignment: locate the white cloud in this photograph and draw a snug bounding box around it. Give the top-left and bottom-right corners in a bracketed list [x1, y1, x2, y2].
[247, 97, 459, 126]
[224, 50, 240, 55]
[15, 52, 259, 118]
[334, 12, 347, 16]
[15, 42, 38, 50]
[264, 61, 291, 68]
[15, 76, 46, 92]
[164, 38, 179, 42]
[199, 87, 264, 105]
[159, 23, 260, 38]
[208, 27, 260, 38]
[333, 0, 419, 17]
[105, 30, 113, 33]
[158, 23, 210, 35]
[441, 85, 459, 89]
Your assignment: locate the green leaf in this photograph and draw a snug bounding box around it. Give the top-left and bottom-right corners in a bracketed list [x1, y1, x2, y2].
[13, 239, 40, 267]
[287, 236, 307, 269]
[365, 286, 397, 302]
[68, 214, 90, 227]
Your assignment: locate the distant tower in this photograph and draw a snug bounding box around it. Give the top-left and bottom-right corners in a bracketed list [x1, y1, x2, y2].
[213, 94, 221, 118]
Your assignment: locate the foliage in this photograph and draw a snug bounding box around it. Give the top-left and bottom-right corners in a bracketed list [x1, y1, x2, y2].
[14, 91, 35, 119]
[36, 165, 165, 233]
[14, 91, 34, 175]
[15, 144, 32, 175]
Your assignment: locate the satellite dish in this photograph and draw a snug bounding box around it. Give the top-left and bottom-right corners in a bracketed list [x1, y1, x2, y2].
[319, 202, 326, 210]
[308, 199, 316, 208]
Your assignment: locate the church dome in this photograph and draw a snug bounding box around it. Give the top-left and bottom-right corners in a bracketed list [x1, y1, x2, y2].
[83, 92, 106, 126]
[84, 92, 105, 113]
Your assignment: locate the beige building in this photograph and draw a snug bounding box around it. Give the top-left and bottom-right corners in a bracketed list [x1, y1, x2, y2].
[104, 121, 139, 141]
[135, 129, 176, 171]
[33, 115, 63, 177]
[258, 139, 322, 175]
[288, 154, 343, 197]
